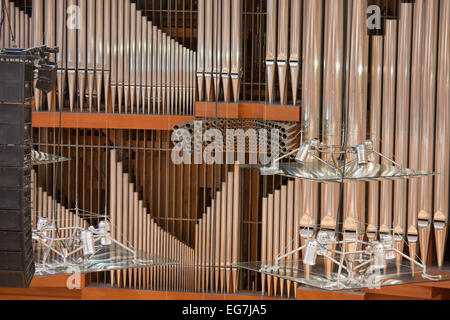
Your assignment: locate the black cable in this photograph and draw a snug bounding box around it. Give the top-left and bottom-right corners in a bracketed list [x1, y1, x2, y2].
[0, 0, 5, 40]
[2, 0, 16, 47]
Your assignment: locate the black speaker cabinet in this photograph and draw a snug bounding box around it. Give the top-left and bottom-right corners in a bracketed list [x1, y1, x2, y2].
[0, 262, 35, 288]
[0, 207, 31, 232]
[0, 167, 32, 189]
[0, 145, 32, 167]
[0, 188, 31, 211]
[0, 60, 34, 103]
[0, 104, 32, 145]
[0, 227, 32, 252]
[0, 247, 34, 271]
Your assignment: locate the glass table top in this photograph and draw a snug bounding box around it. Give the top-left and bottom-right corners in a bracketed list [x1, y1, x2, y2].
[233, 258, 450, 291]
[33, 243, 177, 277]
[240, 162, 437, 183]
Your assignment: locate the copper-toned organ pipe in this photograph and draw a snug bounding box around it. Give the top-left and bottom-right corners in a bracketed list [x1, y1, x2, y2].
[277, 0, 289, 105]
[393, 4, 413, 250]
[408, 0, 424, 255]
[122, 173, 129, 288]
[116, 161, 123, 286]
[109, 150, 117, 285]
[367, 35, 383, 240]
[133, 192, 139, 288]
[343, 0, 368, 234]
[128, 183, 134, 287]
[0, 0, 3, 47]
[286, 180, 294, 297]
[19, 10, 24, 49]
[418, 0, 439, 263]
[321, 0, 343, 233]
[226, 173, 233, 293]
[44, 0, 55, 111]
[206, 208, 212, 291]
[301, 0, 323, 234]
[214, 194, 221, 292]
[95, 0, 104, 112]
[56, 0, 67, 110]
[9, 2, 14, 45]
[379, 20, 398, 236]
[129, 4, 136, 112]
[272, 190, 280, 296]
[33, 0, 43, 110]
[232, 165, 241, 293]
[266, 0, 277, 104]
[261, 197, 268, 295]
[289, 0, 302, 105]
[279, 185, 287, 296]
[220, 182, 228, 292]
[434, 0, 450, 268]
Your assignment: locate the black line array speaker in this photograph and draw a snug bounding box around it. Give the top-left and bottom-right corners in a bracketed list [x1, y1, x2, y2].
[0, 103, 35, 288]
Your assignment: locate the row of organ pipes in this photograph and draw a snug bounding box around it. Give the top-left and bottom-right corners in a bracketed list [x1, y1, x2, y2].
[194, 166, 242, 294]
[108, 150, 196, 291]
[196, 0, 242, 103]
[0, 1, 32, 51]
[22, 0, 196, 115]
[263, 0, 450, 271]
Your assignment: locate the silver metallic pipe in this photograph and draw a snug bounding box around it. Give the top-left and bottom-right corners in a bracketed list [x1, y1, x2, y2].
[174, 41, 179, 114]
[213, 0, 222, 102]
[0, 0, 3, 48]
[161, 33, 167, 114]
[343, 0, 368, 234]
[169, 39, 175, 115]
[321, 0, 343, 233]
[129, 3, 136, 112]
[77, 0, 87, 111]
[117, 0, 125, 113]
[141, 17, 147, 114]
[136, 10, 142, 112]
[408, 0, 424, 257]
[277, 0, 289, 105]
[393, 4, 413, 254]
[367, 35, 383, 240]
[231, 0, 242, 102]
[418, 0, 438, 263]
[289, 0, 302, 105]
[434, 0, 450, 268]
[123, 0, 131, 112]
[204, 0, 213, 101]
[45, 0, 55, 110]
[197, 0, 205, 101]
[104, 0, 111, 112]
[156, 29, 162, 113]
[146, 21, 153, 113]
[95, 0, 104, 112]
[266, 0, 277, 104]
[87, 0, 95, 111]
[152, 26, 158, 113]
[379, 19, 398, 236]
[19, 10, 24, 49]
[111, 0, 118, 112]
[222, 0, 231, 102]
[301, 0, 323, 233]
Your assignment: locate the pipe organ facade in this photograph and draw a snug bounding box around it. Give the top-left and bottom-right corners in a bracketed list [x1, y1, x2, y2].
[0, 0, 449, 299]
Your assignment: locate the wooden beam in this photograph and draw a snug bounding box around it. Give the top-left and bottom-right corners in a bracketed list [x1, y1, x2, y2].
[195, 102, 301, 122]
[32, 112, 195, 131]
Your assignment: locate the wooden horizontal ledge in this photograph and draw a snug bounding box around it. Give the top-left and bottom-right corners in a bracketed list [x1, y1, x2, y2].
[32, 112, 195, 130]
[195, 101, 301, 122]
